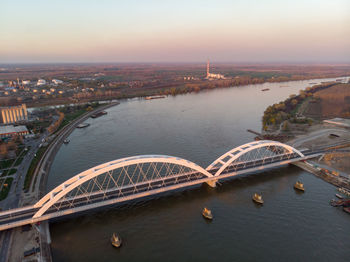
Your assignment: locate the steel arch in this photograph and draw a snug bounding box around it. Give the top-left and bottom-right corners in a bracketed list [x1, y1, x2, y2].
[206, 140, 304, 176]
[33, 155, 213, 218]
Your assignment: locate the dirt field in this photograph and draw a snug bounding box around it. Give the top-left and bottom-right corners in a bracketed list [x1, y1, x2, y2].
[320, 151, 350, 173]
[304, 83, 350, 119]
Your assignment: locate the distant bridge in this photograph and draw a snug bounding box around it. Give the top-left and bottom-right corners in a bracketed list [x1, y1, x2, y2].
[0, 140, 323, 231]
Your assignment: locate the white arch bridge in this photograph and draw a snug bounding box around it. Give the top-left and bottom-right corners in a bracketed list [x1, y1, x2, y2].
[0, 140, 323, 231]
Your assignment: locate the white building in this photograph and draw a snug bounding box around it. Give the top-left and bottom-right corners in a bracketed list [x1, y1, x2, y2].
[37, 79, 46, 86]
[22, 80, 31, 85]
[52, 79, 63, 85]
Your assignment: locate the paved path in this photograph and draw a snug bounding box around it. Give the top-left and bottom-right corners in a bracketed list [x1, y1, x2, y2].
[288, 128, 349, 147]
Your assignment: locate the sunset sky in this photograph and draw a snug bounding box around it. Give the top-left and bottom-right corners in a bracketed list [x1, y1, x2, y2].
[1, 0, 349, 63]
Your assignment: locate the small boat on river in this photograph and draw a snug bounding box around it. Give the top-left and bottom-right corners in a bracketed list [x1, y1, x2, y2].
[111, 233, 122, 248]
[261, 88, 270, 91]
[76, 123, 90, 129]
[145, 95, 166, 100]
[63, 139, 70, 144]
[252, 193, 264, 204]
[343, 207, 350, 214]
[294, 181, 305, 191]
[338, 187, 350, 197]
[202, 207, 213, 220]
[335, 194, 343, 199]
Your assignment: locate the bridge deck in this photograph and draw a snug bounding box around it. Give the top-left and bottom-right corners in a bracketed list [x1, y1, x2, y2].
[0, 151, 322, 231]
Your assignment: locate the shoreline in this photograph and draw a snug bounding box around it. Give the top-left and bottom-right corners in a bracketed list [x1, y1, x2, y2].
[4, 76, 349, 261]
[5, 101, 119, 262]
[35, 101, 120, 201]
[24, 75, 349, 108]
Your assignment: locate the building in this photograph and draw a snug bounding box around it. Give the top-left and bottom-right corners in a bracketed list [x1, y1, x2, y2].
[206, 59, 225, 80]
[0, 125, 29, 139]
[0, 104, 28, 124]
[22, 80, 31, 85]
[52, 79, 63, 85]
[37, 79, 46, 86]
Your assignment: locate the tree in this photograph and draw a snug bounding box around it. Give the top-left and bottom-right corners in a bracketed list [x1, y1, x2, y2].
[282, 121, 289, 131]
[0, 143, 8, 158]
[270, 117, 276, 125]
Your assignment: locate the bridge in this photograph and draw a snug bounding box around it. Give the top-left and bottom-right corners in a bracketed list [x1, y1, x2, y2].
[0, 140, 323, 231]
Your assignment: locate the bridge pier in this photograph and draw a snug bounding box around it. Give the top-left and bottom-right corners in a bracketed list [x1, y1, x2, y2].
[206, 179, 217, 188]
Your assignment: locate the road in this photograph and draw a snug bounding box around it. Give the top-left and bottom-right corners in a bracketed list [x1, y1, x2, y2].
[288, 128, 350, 148]
[0, 102, 119, 262]
[0, 135, 44, 262]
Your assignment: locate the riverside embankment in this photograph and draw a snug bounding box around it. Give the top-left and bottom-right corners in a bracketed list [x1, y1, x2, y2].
[4, 102, 119, 262]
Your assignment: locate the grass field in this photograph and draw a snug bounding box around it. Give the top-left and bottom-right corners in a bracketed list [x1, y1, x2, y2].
[0, 177, 14, 201]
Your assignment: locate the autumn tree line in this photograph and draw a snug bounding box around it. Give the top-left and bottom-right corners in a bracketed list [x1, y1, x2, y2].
[47, 111, 65, 134]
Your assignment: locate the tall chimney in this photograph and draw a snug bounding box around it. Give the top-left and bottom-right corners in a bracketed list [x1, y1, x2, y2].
[207, 59, 210, 77]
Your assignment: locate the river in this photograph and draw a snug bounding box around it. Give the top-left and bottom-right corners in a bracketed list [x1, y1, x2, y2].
[47, 77, 350, 262]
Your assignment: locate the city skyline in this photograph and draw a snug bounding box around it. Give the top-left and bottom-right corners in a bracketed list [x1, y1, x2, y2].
[1, 0, 350, 63]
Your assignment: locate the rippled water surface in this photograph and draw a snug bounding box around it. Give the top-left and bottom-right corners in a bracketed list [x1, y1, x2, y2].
[48, 78, 350, 262]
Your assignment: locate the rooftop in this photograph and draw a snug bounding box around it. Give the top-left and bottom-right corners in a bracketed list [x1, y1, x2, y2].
[0, 125, 28, 135]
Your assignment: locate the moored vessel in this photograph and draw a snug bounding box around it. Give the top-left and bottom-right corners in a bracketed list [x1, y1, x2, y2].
[338, 187, 350, 197]
[252, 193, 263, 204]
[63, 139, 70, 144]
[294, 181, 304, 191]
[343, 207, 350, 214]
[261, 88, 270, 91]
[335, 194, 343, 199]
[76, 123, 90, 129]
[202, 207, 213, 220]
[111, 233, 122, 248]
[91, 111, 107, 118]
[145, 95, 166, 100]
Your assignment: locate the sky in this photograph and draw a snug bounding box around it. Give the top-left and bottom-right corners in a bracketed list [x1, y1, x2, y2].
[1, 0, 349, 63]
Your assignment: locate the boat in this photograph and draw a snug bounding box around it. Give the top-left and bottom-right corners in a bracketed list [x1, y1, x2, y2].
[343, 207, 350, 214]
[63, 139, 70, 144]
[294, 181, 305, 191]
[202, 207, 213, 220]
[335, 194, 344, 199]
[252, 193, 264, 204]
[76, 123, 90, 129]
[91, 111, 107, 118]
[111, 233, 122, 248]
[261, 88, 270, 91]
[338, 187, 350, 197]
[145, 95, 166, 100]
[330, 199, 343, 207]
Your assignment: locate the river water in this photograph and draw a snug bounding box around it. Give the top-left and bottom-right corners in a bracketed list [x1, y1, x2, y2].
[48, 77, 350, 262]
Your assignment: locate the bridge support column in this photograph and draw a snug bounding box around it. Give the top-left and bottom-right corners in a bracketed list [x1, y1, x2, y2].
[206, 179, 217, 188]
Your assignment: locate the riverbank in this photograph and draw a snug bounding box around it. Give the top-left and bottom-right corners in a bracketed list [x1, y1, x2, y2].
[5, 76, 349, 261]
[284, 122, 350, 190]
[5, 101, 119, 262]
[22, 74, 350, 108]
